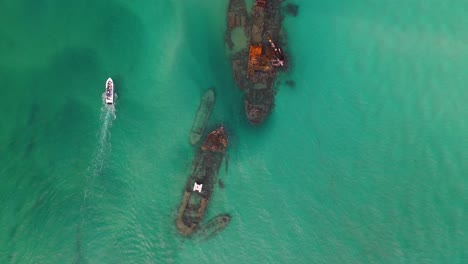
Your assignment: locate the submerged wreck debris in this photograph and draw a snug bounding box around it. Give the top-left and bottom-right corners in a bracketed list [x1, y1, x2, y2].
[284, 3, 299, 17]
[218, 179, 225, 189]
[193, 214, 231, 242]
[285, 79, 295, 88]
[225, 0, 249, 50]
[231, 49, 250, 90]
[226, 0, 287, 124]
[190, 89, 215, 145]
[176, 126, 228, 236]
[201, 126, 228, 152]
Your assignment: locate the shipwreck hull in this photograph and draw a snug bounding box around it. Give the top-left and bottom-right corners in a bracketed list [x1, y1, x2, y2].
[244, 82, 275, 124]
[177, 127, 228, 236]
[227, 0, 286, 125]
[190, 89, 215, 145]
[176, 151, 224, 235]
[245, 100, 269, 125]
[193, 214, 231, 242]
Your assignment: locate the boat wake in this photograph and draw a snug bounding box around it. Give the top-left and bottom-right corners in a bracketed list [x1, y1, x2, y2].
[74, 101, 116, 263]
[86, 100, 116, 183]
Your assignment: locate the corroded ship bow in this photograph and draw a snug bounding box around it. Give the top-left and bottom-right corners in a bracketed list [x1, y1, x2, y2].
[201, 126, 227, 152]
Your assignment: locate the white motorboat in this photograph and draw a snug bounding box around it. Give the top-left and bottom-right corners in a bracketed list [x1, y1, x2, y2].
[105, 78, 114, 105]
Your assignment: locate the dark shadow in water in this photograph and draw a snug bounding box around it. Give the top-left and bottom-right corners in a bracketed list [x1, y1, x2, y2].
[225, 153, 229, 175]
[23, 103, 40, 156]
[6, 126, 37, 159]
[24, 139, 35, 157]
[47, 47, 101, 98]
[284, 79, 296, 88]
[51, 48, 99, 76]
[6, 167, 54, 250]
[8, 223, 19, 242]
[27, 103, 40, 126]
[283, 3, 299, 17]
[218, 179, 225, 189]
[6, 105, 37, 153]
[73, 224, 88, 264]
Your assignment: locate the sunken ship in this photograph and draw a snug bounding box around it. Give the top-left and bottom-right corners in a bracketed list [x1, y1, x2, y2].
[227, 0, 286, 124]
[189, 89, 215, 145]
[176, 126, 228, 235]
[193, 214, 231, 242]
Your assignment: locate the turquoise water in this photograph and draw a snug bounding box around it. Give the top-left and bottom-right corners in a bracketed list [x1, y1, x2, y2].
[0, 0, 466, 263]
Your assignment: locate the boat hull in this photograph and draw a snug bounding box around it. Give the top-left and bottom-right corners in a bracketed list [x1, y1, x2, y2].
[105, 78, 114, 105]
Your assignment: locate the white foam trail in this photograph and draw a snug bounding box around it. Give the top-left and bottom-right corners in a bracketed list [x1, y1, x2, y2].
[75, 99, 117, 263]
[83, 97, 116, 198]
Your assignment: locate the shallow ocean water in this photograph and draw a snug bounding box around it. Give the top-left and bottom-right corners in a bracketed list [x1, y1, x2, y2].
[0, 0, 466, 263]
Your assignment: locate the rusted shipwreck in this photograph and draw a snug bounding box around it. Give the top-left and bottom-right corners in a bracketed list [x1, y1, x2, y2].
[227, 0, 286, 124]
[189, 89, 215, 145]
[193, 214, 231, 242]
[176, 126, 228, 236]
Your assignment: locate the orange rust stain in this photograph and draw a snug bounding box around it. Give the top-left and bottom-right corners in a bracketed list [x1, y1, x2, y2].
[247, 44, 275, 78]
[249, 44, 263, 57]
[255, 0, 267, 8]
